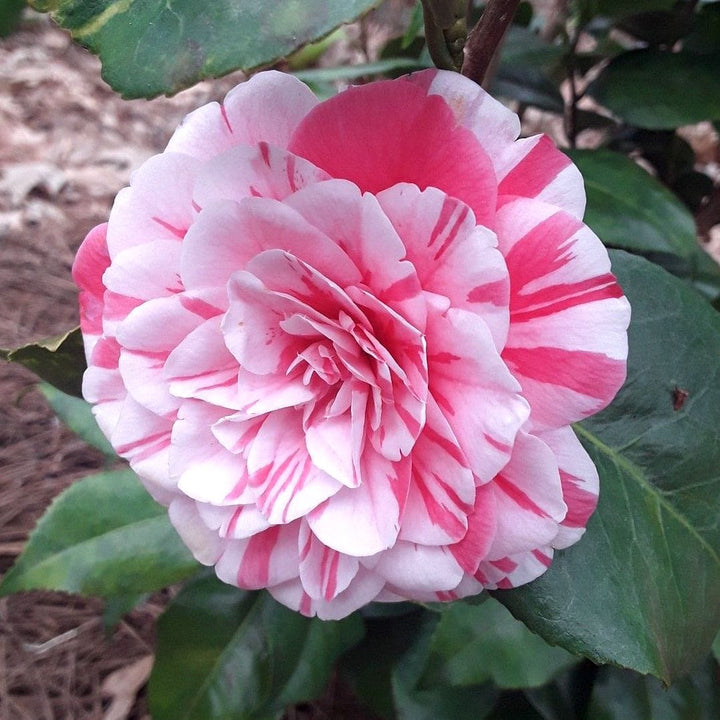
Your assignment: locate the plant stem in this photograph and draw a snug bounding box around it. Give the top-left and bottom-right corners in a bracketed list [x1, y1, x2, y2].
[461, 0, 521, 86]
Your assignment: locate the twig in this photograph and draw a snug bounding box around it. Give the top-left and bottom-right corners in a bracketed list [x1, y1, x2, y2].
[461, 0, 521, 86]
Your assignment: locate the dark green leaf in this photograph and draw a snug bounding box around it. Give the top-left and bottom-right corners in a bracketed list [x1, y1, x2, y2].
[684, 2, 720, 55]
[2, 327, 85, 397]
[492, 66, 565, 113]
[391, 613, 499, 720]
[500, 25, 565, 69]
[0, 0, 25, 36]
[29, 0, 383, 98]
[581, 0, 676, 20]
[713, 633, 720, 663]
[615, 10, 694, 46]
[0, 469, 198, 597]
[588, 49, 720, 129]
[292, 56, 431, 84]
[38, 382, 115, 456]
[586, 657, 720, 719]
[422, 598, 579, 690]
[102, 593, 148, 629]
[567, 149, 720, 293]
[497, 252, 720, 684]
[402, 0, 424, 49]
[149, 571, 364, 720]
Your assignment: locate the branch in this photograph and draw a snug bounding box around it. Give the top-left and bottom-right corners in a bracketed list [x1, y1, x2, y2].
[461, 0, 521, 86]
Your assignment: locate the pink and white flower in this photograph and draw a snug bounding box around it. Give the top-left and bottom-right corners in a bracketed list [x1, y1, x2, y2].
[74, 69, 630, 619]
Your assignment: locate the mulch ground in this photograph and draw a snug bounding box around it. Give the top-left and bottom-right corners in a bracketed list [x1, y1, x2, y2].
[1, 7, 718, 720]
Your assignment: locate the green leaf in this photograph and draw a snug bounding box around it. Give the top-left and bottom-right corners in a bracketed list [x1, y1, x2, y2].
[586, 657, 720, 719]
[713, 633, 720, 663]
[102, 593, 148, 629]
[491, 66, 565, 113]
[0, 468, 198, 597]
[0, 0, 25, 36]
[567, 149, 720, 293]
[497, 251, 720, 684]
[148, 571, 364, 720]
[292, 56, 431, 84]
[2, 327, 86, 397]
[581, 0, 676, 20]
[422, 598, 579, 690]
[588, 49, 720, 129]
[38, 382, 115, 456]
[29, 0, 383, 98]
[391, 613, 499, 720]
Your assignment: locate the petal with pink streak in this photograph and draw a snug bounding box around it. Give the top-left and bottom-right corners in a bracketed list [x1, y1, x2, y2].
[245, 410, 341, 525]
[308, 451, 411, 557]
[196, 502, 271, 540]
[106, 153, 200, 256]
[103, 239, 183, 300]
[299, 523, 360, 601]
[539, 425, 599, 549]
[486, 432, 566, 560]
[73, 223, 110, 357]
[288, 75, 497, 226]
[119, 348, 180, 416]
[476, 546, 554, 590]
[168, 496, 223, 565]
[192, 144, 330, 210]
[270, 564, 385, 620]
[426, 308, 529, 483]
[450, 482, 497, 575]
[497, 197, 630, 429]
[305, 410, 361, 489]
[377, 183, 510, 348]
[407, 69, 521, 166]
[166, 70, 318, 157]
[285, 180, 427, 330]
[215, 523, 301, 590]
[497, 135, 585, 218]
[400, 396, 475, 545]
[374, 541, 464, 594]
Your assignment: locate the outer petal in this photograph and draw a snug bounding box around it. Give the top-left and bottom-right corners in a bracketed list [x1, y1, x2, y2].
[288, 74, 498, 226]
[166, 70, 319, 157]
[168, 496, 223, 565]
[498, 197, 630, 429]
[476, 547, 554, 590]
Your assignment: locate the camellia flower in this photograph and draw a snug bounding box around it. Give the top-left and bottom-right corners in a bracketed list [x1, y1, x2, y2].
[74, 69, 630, 619]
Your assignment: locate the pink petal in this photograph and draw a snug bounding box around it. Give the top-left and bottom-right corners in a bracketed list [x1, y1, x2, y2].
[166, 71, 319, 157]
[497, 198, 630, 429]
[196, 502, 271, 540]
[298, 523, 360, 601]
[288, 75, 497, 226]
[539, 425, 599, 549]
[400, 396, 475, 545]
[426, 308, 529, 483]
[497, 135, 585, 218]
[450, 482, 497, 575]
[308, 451, 412, 556]
[168, 496, 223, 565]
[486, 432, 566, 560]
[476, 546, 554, 590]
[374, 541, 464, 594]
[119, 348, 180, 416]
[377, 183, 510, 349]
[106, 153, 200, 256]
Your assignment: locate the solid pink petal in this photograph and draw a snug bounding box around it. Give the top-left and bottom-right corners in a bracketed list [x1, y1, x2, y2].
[407, 69, 521, 166]
[476, 546, 554, 590]
[102, 239, 183, 300]
[298, 523, 360, 601]
[166, 70, 318, 157]
[539, 425, 599, 549]
[289, 75, 497, 226]
[73, 223, 110, 358]
[245, 410, 341, 524]
[106, 153, 200, 256]
[215, 523, 301, 590]
[168, 496, 223, 565]
[486, 432, 566, 560]
[497, 197, 630, 429]
[308, 451, 411, 556]
[497, 135, 585, 218]
[374, 541, 464, 594]
[377, 183, 510, 348]
[285, 180, 427, 329]
[192, 144, 330, 209]
[426, 307, 529, 483]
[399, 396, 475, 545]
[270, 565, 385, 620]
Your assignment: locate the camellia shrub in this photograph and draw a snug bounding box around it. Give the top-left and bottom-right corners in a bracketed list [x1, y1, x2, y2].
[3, 1, 720, 718]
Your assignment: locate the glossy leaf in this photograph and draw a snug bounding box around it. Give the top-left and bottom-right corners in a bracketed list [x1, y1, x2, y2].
[568, 149, 720, 292]
[422, 598, 579, 690]
[586, 658, 720, 719]
[39, 382, 115, 457]
[149, 571, 364, 720]
[497, 251, 720, 684]
[391, 613, 499, 720]
[491, 66, 565, 113]
[1, 326, 85, 397]
[588, 49, 720, 129]
[0, 469, 198, 597]
[29, 0, 383, 98]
